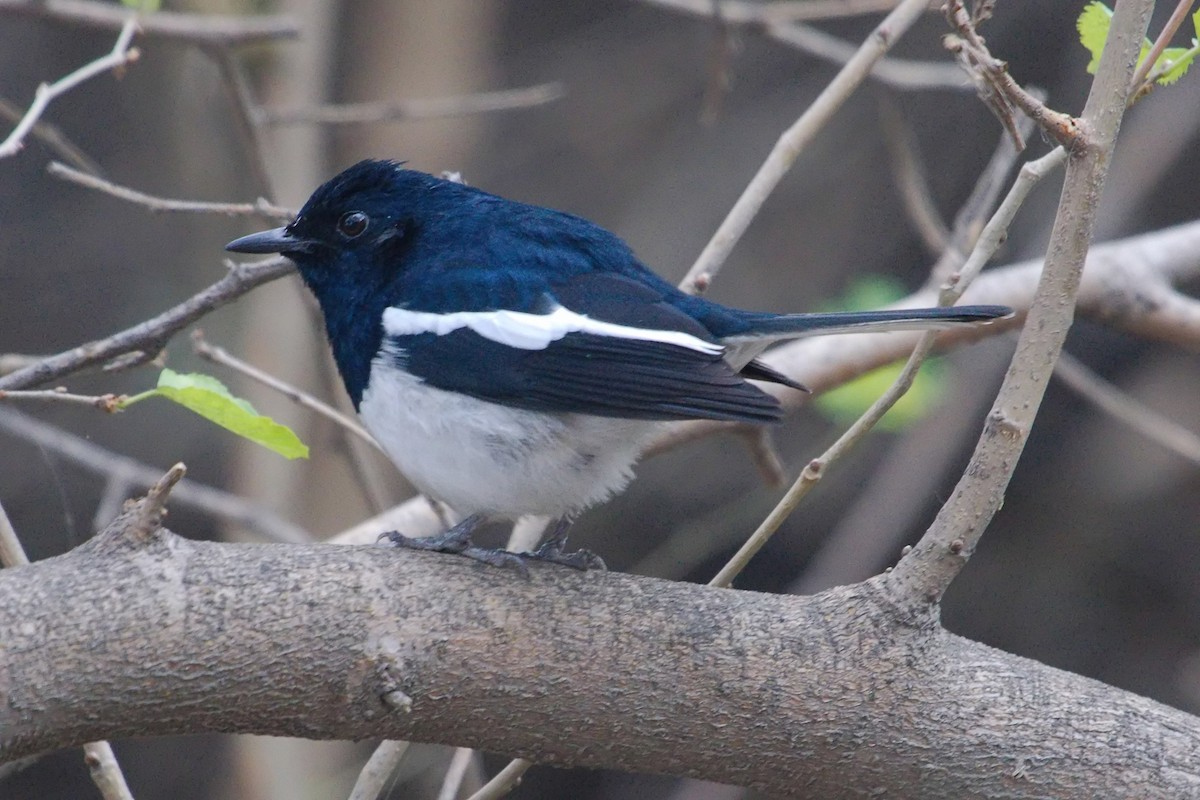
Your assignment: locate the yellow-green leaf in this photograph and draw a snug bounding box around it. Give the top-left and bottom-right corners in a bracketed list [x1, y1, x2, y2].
[1156, 46, 1196, 84]
[1077, 2, 1114, 74]
[814, 359, 946, 432]
[132, 369, 309, 460]
[812, 276, 948, 432]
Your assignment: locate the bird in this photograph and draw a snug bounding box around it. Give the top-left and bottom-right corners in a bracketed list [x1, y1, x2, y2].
[226, 159, 1010, 570]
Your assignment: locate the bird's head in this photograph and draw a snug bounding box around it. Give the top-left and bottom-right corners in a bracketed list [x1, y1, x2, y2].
[226, 159, 447, 298]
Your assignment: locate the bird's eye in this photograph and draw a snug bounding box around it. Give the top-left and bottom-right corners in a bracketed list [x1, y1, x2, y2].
[337, 211, 369, 239]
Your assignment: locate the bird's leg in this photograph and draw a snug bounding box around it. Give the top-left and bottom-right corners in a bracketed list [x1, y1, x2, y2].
[379, 514, 526, 570]
[525, 517, 606, 571]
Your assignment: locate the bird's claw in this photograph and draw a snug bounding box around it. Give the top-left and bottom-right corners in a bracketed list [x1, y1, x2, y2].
[526, 541, 607, 571]
[379, 529, 603, 572]
[379, 530, 530, 575]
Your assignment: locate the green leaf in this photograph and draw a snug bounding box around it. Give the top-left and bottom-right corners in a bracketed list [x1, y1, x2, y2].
[814, 359, 946, 432]
[121, 0, 161, 11]
[811, 277, 949, 432]
[122, 369, 309, 460]
[1155, 46, 1197, 84]
[1079, 1, 1198, 85]
[1077, 1, 1114, 74]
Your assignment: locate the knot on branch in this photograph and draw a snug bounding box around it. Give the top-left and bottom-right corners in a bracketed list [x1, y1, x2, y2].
[84, 463, 187, 554]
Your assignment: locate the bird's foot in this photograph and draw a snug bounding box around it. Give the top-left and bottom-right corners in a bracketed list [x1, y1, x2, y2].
[379, 513, 528, 573]
[524, 539, 607, 571]
[379, 530, 530, 571]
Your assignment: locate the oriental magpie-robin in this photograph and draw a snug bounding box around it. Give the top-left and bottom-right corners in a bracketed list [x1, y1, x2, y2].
[227, 159, 1010, 569]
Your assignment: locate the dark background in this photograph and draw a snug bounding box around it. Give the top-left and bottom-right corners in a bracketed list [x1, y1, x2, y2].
[2, 1, 1199, 798]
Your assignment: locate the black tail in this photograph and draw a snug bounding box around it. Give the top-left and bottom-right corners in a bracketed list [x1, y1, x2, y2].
[724, 304, 1012, 344]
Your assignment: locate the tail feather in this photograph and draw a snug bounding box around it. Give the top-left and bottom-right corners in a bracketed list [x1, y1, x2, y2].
[722, 304, 1012, 344]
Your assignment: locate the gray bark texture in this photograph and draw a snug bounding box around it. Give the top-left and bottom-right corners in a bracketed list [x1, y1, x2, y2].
[2, 494, 1199, 799]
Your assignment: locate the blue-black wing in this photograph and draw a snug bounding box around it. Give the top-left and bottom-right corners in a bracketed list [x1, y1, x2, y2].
[389, 273, 787, 423]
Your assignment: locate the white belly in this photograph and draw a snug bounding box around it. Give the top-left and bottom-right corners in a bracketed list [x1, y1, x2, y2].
[358, 361, 658, 519]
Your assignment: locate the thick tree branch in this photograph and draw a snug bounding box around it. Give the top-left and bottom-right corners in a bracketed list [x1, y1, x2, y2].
[2, 506, 1198, 798]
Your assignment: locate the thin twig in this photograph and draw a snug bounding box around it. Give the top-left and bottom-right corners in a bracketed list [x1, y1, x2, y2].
[262, 82, 565, 126]
[709, 332, 938, 588]
[48, 161, 293, 220]
[82, 741, 135, 800]
[192, 331, 381, 452]
[462, 759, 531, 800]
[927, 111, 1037, 286]
[0, 408, 309, 543]
[886, 0, 1154, 607]
[0, 96, 101, 172]
[1054, 351, 1200, 465]
[0, 389, 123, 411]
[0, 0, 299, 47]
[0, 16, 140, 159]
[766, 23, 968, 91]
[943, 0, 1079, 150]
[707, 63, 1046, 589]
[0, 493, 29, 568]
[678, 0, 932, 294]
[639, 0, 966, 92]
[1129, 0, 1196, 93]
[0, 256, 295, 391]
[205, 46, 273, 197]
[879, 99, 951, 255]
[346, 740, 410, 800]
[436, 747, 478, 800]
[949, 147, 1068, 292]
[735, 426, 787, 487]
[762, 0, 915, 22]
[642, 0, 916, 25]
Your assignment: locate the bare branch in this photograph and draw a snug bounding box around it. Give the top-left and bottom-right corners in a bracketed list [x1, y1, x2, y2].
[0, 0, 299, 47]
[262, 82, 565, 126]
[639, 0, 965, 92]
[0, 16, 140, 159]
[879, 99, 951, 255]
[191, 331, 381, 452]
[347, 741, 410, 800]
[0, 408, 309, 543]
[678, 0, 932, 293]
[82, 741, 134, 800]
[709, 331, 938, 588]
[0, 493, 29, 569]
[464, 759, 532, 800]
[886, 0, 1155, 607]
[1053, 351, 1200, 465]
[48, 161, 294, 220]
[4, 527, 1199, 798]
[766, 22, 967, 91]
[0, 97, 101, 172]
[0, 388, 123, 411]
[205, 46, 273, 196]
[1129, 0, 1196, 95]
[942, 0, 1080, 149]
[0, 256, 295, 391]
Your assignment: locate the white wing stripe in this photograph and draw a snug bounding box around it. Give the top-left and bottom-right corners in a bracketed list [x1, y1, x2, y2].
[382, 305, 722, 354]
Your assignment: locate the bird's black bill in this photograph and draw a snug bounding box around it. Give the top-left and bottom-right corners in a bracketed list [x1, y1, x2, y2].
[225, 227, 307, 254]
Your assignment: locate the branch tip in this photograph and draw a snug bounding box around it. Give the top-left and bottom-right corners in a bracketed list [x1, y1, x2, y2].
[122, 463, 187, 543]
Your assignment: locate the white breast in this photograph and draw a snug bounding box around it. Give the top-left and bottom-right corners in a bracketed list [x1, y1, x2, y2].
[358, 358, 659, 519]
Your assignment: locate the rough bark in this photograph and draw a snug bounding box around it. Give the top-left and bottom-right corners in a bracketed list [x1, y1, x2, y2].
[2, 499, 1198, 799]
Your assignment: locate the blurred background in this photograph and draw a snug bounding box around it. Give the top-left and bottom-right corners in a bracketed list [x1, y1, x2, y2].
[2, 0, 1199, 798]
